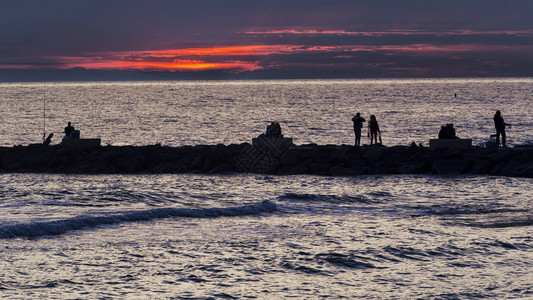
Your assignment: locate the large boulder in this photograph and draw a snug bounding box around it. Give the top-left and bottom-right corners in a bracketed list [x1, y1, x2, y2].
[280, 160, 311, 175]
[280, 147, 311, 166]
[362, 148, 386, 161]
[2, 149, 26, 171]
[208, 163, 235, 173]
[470, 160, 494, 175]
[329, 165, 367, 176]
[490, 162, 506, 175]
[499, 157, 533, 177]
[432, 160, 471, 175]
[397, 159, 431, 174]
[309, 162, 331, 175]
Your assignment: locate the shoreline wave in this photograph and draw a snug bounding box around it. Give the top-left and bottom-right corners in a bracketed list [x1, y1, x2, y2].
[0, 200, 276, 239]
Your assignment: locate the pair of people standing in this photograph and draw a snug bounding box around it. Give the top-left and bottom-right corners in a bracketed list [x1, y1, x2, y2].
[352, 113, 381, 146]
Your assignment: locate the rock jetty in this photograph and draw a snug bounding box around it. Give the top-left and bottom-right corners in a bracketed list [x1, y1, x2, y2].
[1, 143, 532, 178]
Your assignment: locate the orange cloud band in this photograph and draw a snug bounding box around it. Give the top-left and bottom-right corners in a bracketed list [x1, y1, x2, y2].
[57, 58, 262, 72]
[0, 44, 531, 71]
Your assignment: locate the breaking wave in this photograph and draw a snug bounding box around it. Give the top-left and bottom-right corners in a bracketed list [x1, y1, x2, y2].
[0, 200, 276, 239]
[278, 193, 376, 204]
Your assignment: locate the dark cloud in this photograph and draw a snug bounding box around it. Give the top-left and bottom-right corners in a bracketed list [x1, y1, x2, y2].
[241, 31, 533, 47]
[2, 1, 532, 52]
[0, 0, 532, 78]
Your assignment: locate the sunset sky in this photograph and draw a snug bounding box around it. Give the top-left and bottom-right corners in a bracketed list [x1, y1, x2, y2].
[1, 0, 532, 79]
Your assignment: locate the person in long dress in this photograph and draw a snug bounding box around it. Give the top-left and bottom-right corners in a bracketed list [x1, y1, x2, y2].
[368, 115, 381, 145]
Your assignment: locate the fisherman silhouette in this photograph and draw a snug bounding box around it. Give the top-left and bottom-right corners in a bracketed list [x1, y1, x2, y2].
[352, 113, 366, 146]
[64, 122, 74, 138]
[494, 110, 511, 147]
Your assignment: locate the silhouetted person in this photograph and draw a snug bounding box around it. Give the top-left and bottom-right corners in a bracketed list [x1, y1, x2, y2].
[447, 124, 457, 139]
[438, 124, 458, 139]
[438, 125, 446, 139]
[266, 122, 273, 135]
[368, 115, 381, 145]
[494, 110, 510, 147]
[266, 122, 282, 137]
[64, 122, 74, 138]
[271, 122, 281, 137]
[352, 113, 366, 146]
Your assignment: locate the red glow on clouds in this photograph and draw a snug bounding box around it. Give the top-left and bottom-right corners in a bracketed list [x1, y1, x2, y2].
[57, 45, 299, 72]
[110, 45, 292, 58]
[0, 43, 531, 72]
[58, 57, 261, 72]
[0, 45, 296, 72]
[0, 45, 342, 71]
[245, 29, 533, 37]
[57, 45, 303, 72]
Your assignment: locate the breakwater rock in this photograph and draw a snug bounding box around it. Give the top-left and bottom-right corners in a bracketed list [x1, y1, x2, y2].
[0, 143, 532, 178]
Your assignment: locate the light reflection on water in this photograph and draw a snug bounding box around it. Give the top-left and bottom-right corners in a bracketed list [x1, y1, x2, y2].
[0, 78, 532, 147]
[1, 78, 532, 298]
[0, 173, 532, 298]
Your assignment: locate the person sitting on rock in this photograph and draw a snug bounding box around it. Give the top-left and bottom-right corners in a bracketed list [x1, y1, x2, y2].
[267, 122, 282, 137]
[266, 122, 273, 135]
[438, 123, 458, 139]
[438, 125, 447, 139]
[64, 122, 74, 138]
[265, 122, 281, 137]
[447, 123, 457, 139]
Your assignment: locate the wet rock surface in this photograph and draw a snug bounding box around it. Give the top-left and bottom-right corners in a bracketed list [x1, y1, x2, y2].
[0, 144, 532, 178]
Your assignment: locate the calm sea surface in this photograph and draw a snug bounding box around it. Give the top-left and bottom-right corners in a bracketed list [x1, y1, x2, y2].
[0, 78, 532, 147]
[0, 79, 532, 298]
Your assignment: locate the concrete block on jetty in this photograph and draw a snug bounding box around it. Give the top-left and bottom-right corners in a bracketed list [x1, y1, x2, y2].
[61, 138, 101, 149]
[60, 128, 101, 149]
[0, 143, 532, 178]
[236, 136, 293, 173]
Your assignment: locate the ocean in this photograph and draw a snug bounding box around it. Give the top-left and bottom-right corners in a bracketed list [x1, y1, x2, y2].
[1, 79, 532, 298]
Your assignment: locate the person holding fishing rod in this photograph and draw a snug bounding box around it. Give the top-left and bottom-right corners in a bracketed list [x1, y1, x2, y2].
[352, 113, 366, 146]
[367, 114, 382, 145]
[494, 110, 511, 147]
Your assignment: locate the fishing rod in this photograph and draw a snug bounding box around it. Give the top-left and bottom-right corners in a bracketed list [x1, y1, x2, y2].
[43, 86, 46, 143]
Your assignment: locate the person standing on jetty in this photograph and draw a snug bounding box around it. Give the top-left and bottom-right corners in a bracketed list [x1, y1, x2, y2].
[352, 113, 366, 146]
[368, 115, 381, 145]
[494, 110, 511, 147]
